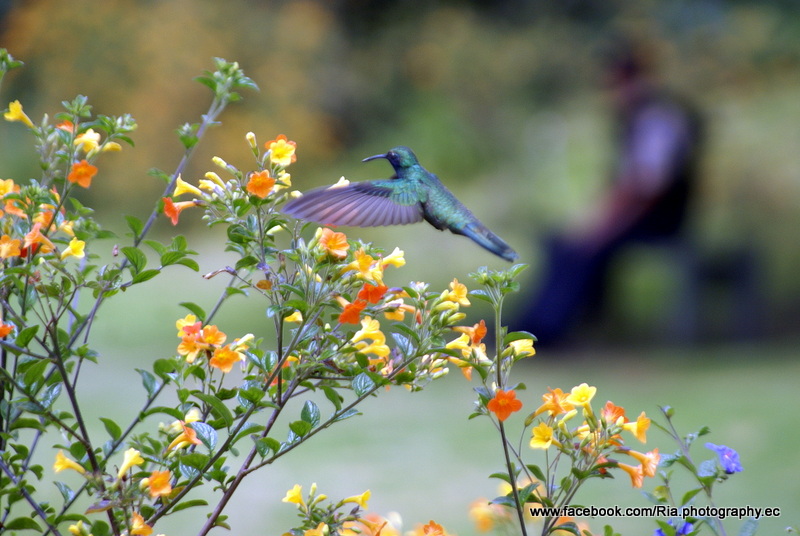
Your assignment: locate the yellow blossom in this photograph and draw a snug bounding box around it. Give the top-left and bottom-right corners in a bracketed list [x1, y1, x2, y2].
[4, 100, 34, 128]
[117, 448, 144, 479]
[304, 522, 328, 536]
[282, 484, 306, 510]
[209, 344, 244, 373]
[202, 171, 226, 188]
[102, 141, 122, 152]
[0, 234, 21, 259]
[142, 469, 172, 498]
[53, 450, 86, 474]
[284, 311, 303, 323]
[176, 314, 198, 337]
[342, 489, 371, 509]
[74, 129, 101, 153]
[342, 249, 384, 283]
[68, 520, 91, 536]
[266, 134, 297, 166]
[380, 247, 406, 268]
[622, 411, 651, 443]
[445, 278, 470, 306]
[566, 383, 596, 408]
[530, 422, 560, 450]
[60, 237, 86, 260]
[508, 338, 535, 358]
[174, 174, 203, 197]
[130, 512, 152, 536]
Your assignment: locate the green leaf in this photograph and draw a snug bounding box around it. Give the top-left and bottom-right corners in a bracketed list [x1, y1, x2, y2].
[179, 302, 206, 322]
[14, 325, 39, 349]
[322, 386, 343, 411]
[5, 517, 43, 530]
[160, 251, 186, 266]
[300, 401, 320, 427]
[255, 437, 281, 457]
[737, 518, 758, 536]
[177, 258, 200, 271]
[100, 417, 122, 441]
[352, 373, 375, 397]
[193, 392, 234, 428]
[503, 330, 537, 344]
[171, 499, 209, 513]
[489, 472, 512, 484]
[121, 246, 147, 273]
[190, 422, 218, 451]
[526, 464, 546, 482]
[40, 383, 62, 408]
[132, 269, 160, 284]
[680, 487, 703, 507]
[54, 481, 75, 504]
[137, 369, 160, 397]
[289, 420, 312, 437]
[333, 408, 360, 422]
[125, 215, 144, 238]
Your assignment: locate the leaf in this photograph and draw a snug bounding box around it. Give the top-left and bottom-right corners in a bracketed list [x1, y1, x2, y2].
[352, 373, 375, 397]
[171, 499, 209, 513]
[177, 258, 200, 271]
[179, 302, 206, 323]
[121, 246, 147, 273]
[737, 518, 759, 536]
[503, 330, 537, 344]
[125, 215, 144, 238]
[255, 437, 281, 457]
[160, 251, 186, 267]
[289, 420, 312, 437]
[137, 369, 160, 397]
[322, 386, 343, 411]
[54, 481, 76, 504]
[333, 408, 360, 422]
[300, 401, 320, 427]
[40, 383, 62, 408]
[5, 517, 43, 531]
[14, 325, 39, 349]
[526, 464, 546, 482]
[99, 417, 122, 441]
[680, 487, 703, 507]
[193, 392, 234, 428]
[190, 422, 218, 451]
[132, 269, 160, 284]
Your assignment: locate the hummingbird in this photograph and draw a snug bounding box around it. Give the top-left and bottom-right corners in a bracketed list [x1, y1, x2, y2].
[282, 146, 518, 261]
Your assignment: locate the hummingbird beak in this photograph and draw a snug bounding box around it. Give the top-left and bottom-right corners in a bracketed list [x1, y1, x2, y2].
[362, 153, 388, 163]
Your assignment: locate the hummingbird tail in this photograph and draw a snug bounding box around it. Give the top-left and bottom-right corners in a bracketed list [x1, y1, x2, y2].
[461, 222, 519, 262]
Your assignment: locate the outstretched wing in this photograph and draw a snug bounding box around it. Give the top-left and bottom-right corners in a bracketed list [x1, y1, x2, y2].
[282, 180, 424, 227]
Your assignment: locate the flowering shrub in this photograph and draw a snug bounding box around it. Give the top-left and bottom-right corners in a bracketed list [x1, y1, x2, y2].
[0, 49, 752, 536]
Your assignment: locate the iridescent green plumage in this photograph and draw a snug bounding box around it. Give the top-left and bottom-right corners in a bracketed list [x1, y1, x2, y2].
[283, 146, 518, 261]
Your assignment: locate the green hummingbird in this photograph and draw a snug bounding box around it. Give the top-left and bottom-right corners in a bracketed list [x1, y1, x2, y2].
[283, 146, 518, 261]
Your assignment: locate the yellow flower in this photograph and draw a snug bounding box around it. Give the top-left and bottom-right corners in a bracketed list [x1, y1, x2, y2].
[176, 314, 198, 337]
[284, 311, 303, 323]
[566, 383, 596, 408]
[622, 411, 651, 443]
[304, 522, 328, 536]
[174, 174, 203, 197]
[60, 237, 86, 260]
[143, 469, 172, 498]
[380, 247, 406, 268]
[4, 100, 34, 128]
[54, 450, 86, 474]
[342, 489, 371, 509]
[266, 134, 297, 166]
[508, 339, 535, 358]
[209, 344, 244, 373]
[102, 141, 122, 152]
[530, 422, 560, 450]
[117, 448, 144, 479]
[282, 484, 306, 509]
[202, 171, 226, 188]
[68, 520, 92, 536]
[342, 249, 384, 283]
[0, 234, 21, 259]
[445, 278, 470, 306]
[532, 387, 574, 418]
[74, 129, 101, 153]
[130, 512, 153, 536]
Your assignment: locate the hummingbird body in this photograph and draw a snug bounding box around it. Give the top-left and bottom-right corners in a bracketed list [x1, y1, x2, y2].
[282, 146, 518, 261]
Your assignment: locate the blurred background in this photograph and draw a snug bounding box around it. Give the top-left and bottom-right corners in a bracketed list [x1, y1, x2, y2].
[1, 0, 798, 534]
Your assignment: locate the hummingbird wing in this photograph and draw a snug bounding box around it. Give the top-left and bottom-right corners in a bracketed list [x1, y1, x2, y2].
[283, 180, 424, 227]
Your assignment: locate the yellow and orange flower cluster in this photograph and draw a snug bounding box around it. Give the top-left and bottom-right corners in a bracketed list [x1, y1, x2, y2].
[175, 314, 253, 373]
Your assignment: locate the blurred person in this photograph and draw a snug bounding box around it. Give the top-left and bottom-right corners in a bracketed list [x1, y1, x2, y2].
[512, 48, 704, 346]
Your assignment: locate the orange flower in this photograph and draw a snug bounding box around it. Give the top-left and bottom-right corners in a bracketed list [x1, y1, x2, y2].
[617, 462, 644, 488]
[318, 227, 349, 259]
[533, 387, 574, 418]
[0, 322, 14, 338]
[130, 511, 152, 536]
[487, 389, 523, 422]
[200, 324, 227, 346]
[167, 421, 202, 451]
[358, 283, 388, 304]
[67, 159, 98, 188]
[162, 197, 196, 225]
[600, 401, 627, 425]
[246, 170, 276, 198]
[23, 222, 55, 255]
[453, 319, 487, 345]
[144, 469, 172, 498]
[209, 344, 244, 373]
[339, 299, 367, 324]
[0, 235, 21, 259]
[418, 521, 446, 536]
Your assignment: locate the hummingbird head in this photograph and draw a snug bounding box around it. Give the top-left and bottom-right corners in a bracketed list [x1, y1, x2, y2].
[362, 146, 419, 170]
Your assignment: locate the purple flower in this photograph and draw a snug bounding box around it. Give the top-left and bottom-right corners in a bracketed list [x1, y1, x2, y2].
[654, 520, 693, 536]
[705, 442, 743, 474]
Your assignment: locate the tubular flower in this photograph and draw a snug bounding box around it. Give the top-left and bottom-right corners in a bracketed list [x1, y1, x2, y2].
[176, 314, 199, 337]
[167, 421, 202, 451]
[305, 523, 328, 536]
[622, 411, 650, 443]
[0, 321, 14, 338]
[23, 223, 55, 254]
[415, 520, 448, 536]
[357, 282, 388, 304]
[351, 316, 390, 360]
[265, 134, 297, 166]
[142, 469, 172, 498]
[338, 298, 367, 325]
[533, 387, 574, 418]
[623, 448, 660, 477]
[284, 310, 303, 323]
[0, 235, 21, 259]
[53, 450, 86, 474]
[600, 401, 627, 425]
[530, 422, 560, 449]
[162, 197, 197, 226]
[453, 319, 487, 345]
[117, 448, 144, 479]
[380, 247, 406, 268]
[617, 462, 644, 488]
[246, 170, 276, 198]
[342, 489, 371, 509]
[317, 227, 349, 259]
[282, 484, 306, 509]
[74, 129, 101, 152]
[508, 338, 535, 358]
[566, 383, 597, 409]
[342, 249, 384, 283]
[209, 344, 244, 373]
[4, 100, 34, 128]
[130, 512, 152, 536]
[67, 160, 98, 188]
[705, 443, 743, 474]
[60, 237, 86, 260]
[487, 389, 523, 422]
[444, 278, 470, 306]
[173, 174, 203, 197]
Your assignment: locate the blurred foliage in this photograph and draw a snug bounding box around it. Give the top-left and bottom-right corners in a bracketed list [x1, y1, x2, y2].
[1, 0, 799, 333]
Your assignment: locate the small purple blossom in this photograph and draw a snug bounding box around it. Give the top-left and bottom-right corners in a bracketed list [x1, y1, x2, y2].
[654, 520, 693, 536]
[705, 442, 743, 474]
